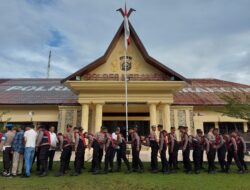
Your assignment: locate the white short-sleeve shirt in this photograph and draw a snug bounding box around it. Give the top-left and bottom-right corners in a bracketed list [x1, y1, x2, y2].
[24, 129, 37, 148]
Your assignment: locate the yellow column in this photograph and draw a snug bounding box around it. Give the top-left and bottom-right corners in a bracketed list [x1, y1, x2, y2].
[162, 104, 171, 131]
[174, 109, 180, 140]
[81, 104, 89, 132]
[149, 103, 157, 127]
[243, 122, 248, 133]
[185, 110, 190, 128]
[94, 103, 104, 133]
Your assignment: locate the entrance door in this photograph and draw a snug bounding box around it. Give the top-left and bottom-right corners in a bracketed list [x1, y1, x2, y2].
[103, 120, 150, 138]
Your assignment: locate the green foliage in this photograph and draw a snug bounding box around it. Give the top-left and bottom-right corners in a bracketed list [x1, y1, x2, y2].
[219, 93, 250, 121]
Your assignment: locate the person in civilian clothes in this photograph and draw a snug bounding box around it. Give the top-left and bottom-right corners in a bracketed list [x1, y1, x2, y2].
[158, 125, 170, 174]
[179, 126, 192, 174]
[129, 128, 144, 173]
[192, 129, 203, 174]
[225, 132, 243, 174]
[111, 127, 122, 172]
[169, 127, 179, 173]
[23, 125, 37, 178]
[71, 127, 86, 176]
[117, 134, 131, 173]
[103, 132, 115, 174]
[149, 125, 159, 173]
[0, 123, 15, 177]
[236, 133, 248, 171]
[36, 125, 51, 177]
[48, 126, 58, 171]
[11, 125, 25, 177]
[55, 132, 72, 177]
[213, 128, 226, 172]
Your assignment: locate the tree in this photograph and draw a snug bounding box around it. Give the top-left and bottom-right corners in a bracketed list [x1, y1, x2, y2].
[218, 93, 250, 121]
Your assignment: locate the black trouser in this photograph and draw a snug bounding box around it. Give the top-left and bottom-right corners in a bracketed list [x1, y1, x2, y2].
[193, 148, 202, 172]
[82, 148, 85, 169]
[112, 148, 119, 169]
[238, 150, 247, 170]
[217, 146, 226, 171]
[59, 146, 72, 174]
[98, 147, 103, 169]
[226, 150, 243, 171]
[39, 145, 50, 174]
[200, 150, 204, 169]
[48, 150, 56, 170]
[150, 141, 158, 171]
[33, 147, 40, 171]
[104, 146, 114, 172]
[160, 145, 169, 172]
[91, 141, 101, 171]
[74, 145, 84, 174]
[169, 147, 178, 170]
[117, 147, 130, 170]
[3, 147, 12, 173]
[183, 148, 192, 172]
[207, 147, 216, 172]
[66, 148, 72, 170]
[132, 146, 143, 171]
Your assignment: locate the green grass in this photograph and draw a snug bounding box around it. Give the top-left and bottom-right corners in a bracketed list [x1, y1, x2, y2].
[0, 162, 250, 190]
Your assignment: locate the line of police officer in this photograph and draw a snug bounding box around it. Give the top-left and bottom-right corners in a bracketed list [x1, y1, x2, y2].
[1, 123, 248, 177]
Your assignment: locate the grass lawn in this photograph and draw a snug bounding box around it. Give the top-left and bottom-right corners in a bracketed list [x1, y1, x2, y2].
[0, 162, 250, 190]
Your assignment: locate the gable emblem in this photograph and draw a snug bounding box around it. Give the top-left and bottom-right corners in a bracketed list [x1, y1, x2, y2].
[120, 56, 132, 71]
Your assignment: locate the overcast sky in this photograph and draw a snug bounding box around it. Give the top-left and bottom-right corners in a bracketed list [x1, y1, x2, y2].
[0, 0, 250, 84]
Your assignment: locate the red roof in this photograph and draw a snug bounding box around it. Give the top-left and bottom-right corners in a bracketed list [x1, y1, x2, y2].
[0, 78, 249, 106]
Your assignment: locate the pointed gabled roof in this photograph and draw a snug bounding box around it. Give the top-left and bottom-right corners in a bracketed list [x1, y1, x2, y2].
[61, 21, 188, 83]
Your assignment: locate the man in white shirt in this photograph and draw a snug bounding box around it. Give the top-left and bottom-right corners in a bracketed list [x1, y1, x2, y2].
[23, 125, 37, 177]
[48, 126, 58, 170]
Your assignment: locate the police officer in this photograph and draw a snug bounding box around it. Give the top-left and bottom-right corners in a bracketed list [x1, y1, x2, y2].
[205, 129, 216, 174]
[103, 132, 115, 174]
[95, 126, 107, 170]
[225, 132, 243, 173]
[36, 125, 51, 177]
[71, 127, 86, 176]
[117, 134, 131, 173]
[129, 127, 144, 173]
[55, 131, 73, 177]
[236, 133, 247, 172]
[168, 127, 179, 173]
[149, 125, 158, 173]
[111, 127, 122, 172]
[192, 129, 203, 174]
[213, 128, 226, 172]
[0, 123, 15, 177]
[179, 126, 192, 174]
[158, 125, 169, 174]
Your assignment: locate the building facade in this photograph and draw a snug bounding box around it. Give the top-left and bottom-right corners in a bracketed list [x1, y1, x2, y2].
[0, 22, 249, 137]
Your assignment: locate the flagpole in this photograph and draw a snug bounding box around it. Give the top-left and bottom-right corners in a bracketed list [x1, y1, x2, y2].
[124, 50, 129, 142]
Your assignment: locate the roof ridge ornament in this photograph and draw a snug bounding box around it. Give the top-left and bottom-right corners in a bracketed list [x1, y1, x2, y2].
[116, 5, 136, 18]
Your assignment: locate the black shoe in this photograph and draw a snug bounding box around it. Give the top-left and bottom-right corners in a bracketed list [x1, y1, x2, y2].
[151, 170, 158, 174]
[163, 171, 170, 175]
[92, 170, 102, 175]
[54, 172, 64, 177]
[39, 172, 47, 177]
[238, 170, 244, 174]
[70, 172, 79, 176]
[138, 169, 144, 173]
[88, 169, 94, 173]
[195, 170, 200, 174]
[186, 171, 192, 174]
[125, 169, 132, 174]
[21, 174, 30, 178]
[171, 170, 177, 173]
[208, 170, 215, 174]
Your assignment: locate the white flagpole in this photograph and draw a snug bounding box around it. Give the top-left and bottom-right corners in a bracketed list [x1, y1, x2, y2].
[124, 50, 129, 142]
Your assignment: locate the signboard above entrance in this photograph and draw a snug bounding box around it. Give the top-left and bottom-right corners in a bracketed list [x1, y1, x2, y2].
[82, 73, 171, 81]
